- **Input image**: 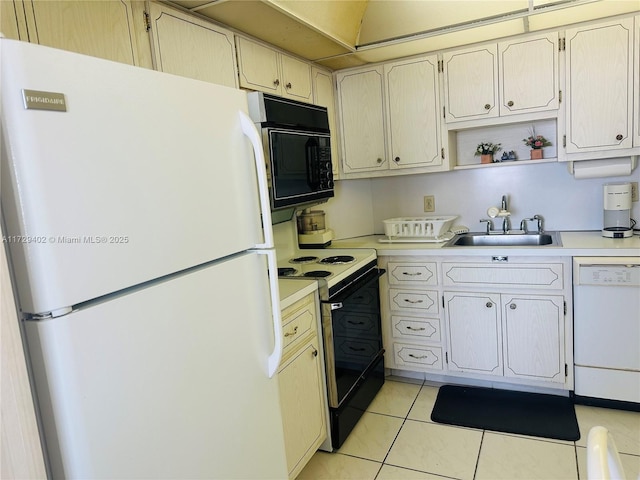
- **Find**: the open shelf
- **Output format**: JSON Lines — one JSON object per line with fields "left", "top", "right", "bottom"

{"left": 450, "top": 118, "right": 558, "bottom": 169}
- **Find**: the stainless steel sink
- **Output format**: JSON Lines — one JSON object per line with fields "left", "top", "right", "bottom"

{"left": 445, "top": 231, "right": 562, "bottom": 247}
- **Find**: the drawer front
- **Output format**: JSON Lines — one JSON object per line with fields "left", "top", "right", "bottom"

{"left": 388, "top": 262, "right": 437, "bottom": 286}
{"left": 333, "top": 309, "right": 380, "bottom": 340}
{"left": 389, "top": 289, "right": 439, "bottom": 314}
{"left": 334, "top": 336, "right": 381, "bottom": 365}
{"left": 442, "top": 263, "right": 564, "bottom": 289}
{"left": 393, "top": 343, "right": 443, "bottom": 371}
{"left": 391, "top": 315, "right": 441, "bottom": 343}
{"left": 282, "top": 307, "right": 315, "bottom": 354}
{"left": 282, "top": 293, "right": 316, "bottom": 356}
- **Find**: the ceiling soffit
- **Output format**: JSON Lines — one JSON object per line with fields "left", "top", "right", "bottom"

{"left": 167, "top": 0, "right": 640, "bottom": 69}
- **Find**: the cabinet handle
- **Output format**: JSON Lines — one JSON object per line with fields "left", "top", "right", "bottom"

{"left": 507, "top": 100, "right": 514, "bottom": 107}
{"left": 409, "top": 354, "right": 428, "bottom": 359}
{"left": 402, "top": 271, "right": 422, "bottom": 276}
{"left": 484, "top": 103, "right": 491, "bottom": 110}
{"left": 311, "top": 347, "right": 318, "bottom": 357}
{"left": 376, "top": 158, "right": 383, "bottom": 164}
{"left": 285, "top": 82, "right": 292, "bottom": 89}
{"left": 486, "top": 302, "right": 493, "bottom": 308}
{"left": 404, "top": 299, "right": 423, "bottom": 304}
{"left": 510, "top": 303, "right": 517, "bottom": 310}
{"left": 406, "top": 326, "right": 426, "bottom": 331}
{"left": 284, "top": 326, "right": 299, "bottom": 337}
{"left": 394, "top": 156, "right": 400, "bottom": 162}
{"left": 616, "top": 134, "right": 623, "bottom": 141}
{"left": 348, "top": 320, "right": 365, "bottom": 325}
{"left": 349, "top": 346, "right": 366, "bottom": 352}
{"left": 273, "top": 79, "right": 280, "bottom": 87}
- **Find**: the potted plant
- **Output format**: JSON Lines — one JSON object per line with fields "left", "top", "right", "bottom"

{"left": 523, "top": 129, "right": 552, "bottom": 159}
{"left": 475, "top": 142, "right": 502, "bottom": 164}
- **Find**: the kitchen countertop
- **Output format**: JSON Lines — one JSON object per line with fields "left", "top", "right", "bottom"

{"left": 331, "top": 230, "right": 640, "bottom": 257}
{"left": 277, "top": 231, "right": 638, "bottom": 308}
{"left": 278, "top": 278, "right": 318, "bottom": 310}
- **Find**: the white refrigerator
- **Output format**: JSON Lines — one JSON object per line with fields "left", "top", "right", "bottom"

{"left": 1, "top": 38, "right": 288, "bottom": 479}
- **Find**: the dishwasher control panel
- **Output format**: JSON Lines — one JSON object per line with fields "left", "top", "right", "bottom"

{"left": 577, "top": 264, "right": 640, "bottom": 286}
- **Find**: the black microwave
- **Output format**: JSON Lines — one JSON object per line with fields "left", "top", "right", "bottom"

{"left": 248, "top": 93, "right": 334, "bottom": 210}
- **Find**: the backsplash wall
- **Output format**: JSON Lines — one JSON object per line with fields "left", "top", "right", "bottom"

{"left": 322, "top": 162, "right": 640, "bottom": 239}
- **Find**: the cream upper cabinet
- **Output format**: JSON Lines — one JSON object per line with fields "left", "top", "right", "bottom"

{"left": 443, "top": 44, "right": 499, "bottom": 122}
{"left": 444, "top": 33, "right": 559, "bottom": 123}
{"left": 1, "top": 1, "right": 24, "bottom": 40}
{"left": 565, "top": 17, "right": 635, "bottom": 153}
{"left": 312, "top": 67, "right": 339, "bottom": 178}
{"left": 236, "top": 36, "right": 312, "bottom": 102}
{"left": 385, "top": 55, "right": 443, "bottom": 169}
{"left": 498, "top": 33, "right": 559, "bottom": 116}
{"left": 635, "top": 15, "right": 640, "bottom": 148}
{"left": 147, "top": 3, "right": 237, "bottom": 88}
{"left": 336, "top": 66, "right": 387, "bottom": 174}
{"left": 21, "top": 0, "right": 142, "bottom": 66}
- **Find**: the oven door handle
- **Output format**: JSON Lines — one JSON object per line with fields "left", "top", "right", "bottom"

{"left": 324, "top": 301, "right": 343, "bottom": 311}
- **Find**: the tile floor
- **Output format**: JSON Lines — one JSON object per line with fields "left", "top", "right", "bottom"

{"left": 297, "top": 378, "right": 640, "bottom": 480}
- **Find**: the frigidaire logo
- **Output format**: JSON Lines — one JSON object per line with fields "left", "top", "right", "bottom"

{"left": 22, "top": 89, "right": 67, "bottom": 112}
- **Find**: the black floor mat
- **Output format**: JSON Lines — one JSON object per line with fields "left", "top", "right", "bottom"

{"left": 431, "top": 385, "right": 580, "bottom": 441}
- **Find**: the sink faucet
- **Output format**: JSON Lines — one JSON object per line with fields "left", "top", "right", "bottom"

{"left": 533, "top": 214, "right": 544, "bottom": 233}
{"left": 479, "top": 219, "right": 494, "bottom": 234}
{"left": 500, "top": 195, "right": 511, "bottom": 233}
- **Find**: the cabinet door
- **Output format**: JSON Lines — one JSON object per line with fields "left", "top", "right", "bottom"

{"left": 498, "top": 33, "right": 559, "bottom": 116}
{"left": 312, "top": 67, "right": 339, "bottom": 177}
{"left": 502, "top": 295, "right": 565, "bottom": 384}
{"left": 280, "top": 53, "right": 312, "bottom": 102}
{"left": 23, "top": 0, "right": 140, "bottom": 65}
{"left": 148, "top": 3, "right": 237, "bottom": 88}
{"left": 236, "top": 36, "right": 281, "bottom": 94}
{"left": 635, "top": 15, "right": 640, "bottom": 147}
{"left": 278, "top": 338, "right": 326, "bottom": 479}
{"left": 565, "top": 18, "right": 634, "bottom": 153}
{"left": 444, "top": 292, "right": 502, "bottom": 375}
{"left": 385, "top": 56, "right": 442, "bottom": 168}
{"left": 443, "top": 44, "right": 499, "bottom": 122}
{"left": 1, "top": 0, "right": 24, "bottom": 40}
{"left": 336, "top": 67, "right": 387, "bottom": 173}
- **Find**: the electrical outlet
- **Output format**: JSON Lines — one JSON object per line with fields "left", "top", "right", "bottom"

{"left": 424, "top": 195, "right": 435, "bottom": 212}
{"left": 631, "top": 182, "right": 639, "bottom": 202}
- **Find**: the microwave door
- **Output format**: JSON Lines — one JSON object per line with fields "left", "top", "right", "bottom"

{"left": 306, "top": 137, "right": 321, "bottom": 190}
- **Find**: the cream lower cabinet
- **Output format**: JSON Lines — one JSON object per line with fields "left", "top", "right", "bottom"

{"left": 278, "top": 292, "right": 326, "bottom": 480}
{"left": 444, "top": 291, "right": 565, "bottom": 383}
{"left": 379, "top": 256, "right": 572, "bottom": 390}
{"left": 442, "top": 258, "right": 570, "bottom": 387}
{"left": 380, "top": 258, "right": 446, "bottom": 374}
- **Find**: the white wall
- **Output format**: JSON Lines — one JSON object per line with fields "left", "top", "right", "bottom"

{"left": 326, "top": 162, "right": 640, "bottom": 239}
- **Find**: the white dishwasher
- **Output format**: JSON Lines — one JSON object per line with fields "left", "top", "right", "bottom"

{"left": 573, "top": 257, "right": 640, "bottom": 404}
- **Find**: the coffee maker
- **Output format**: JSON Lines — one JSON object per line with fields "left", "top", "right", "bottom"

{"left": 602, "top": 183, "right": 633, "bottom": 238}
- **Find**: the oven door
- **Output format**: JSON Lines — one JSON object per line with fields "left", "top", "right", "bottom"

{"left": 322, "top": 267, "right": 385, "bottom": 408}
{"left": 266, "top": 128, "right": 333, "bottom": 209}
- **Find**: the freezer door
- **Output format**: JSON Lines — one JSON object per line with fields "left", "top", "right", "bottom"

{"left": 24, "top": 252, "right": 288, "bottom": 479}
{"left": 1, "top": 39, "right": 271, "bottom": 314}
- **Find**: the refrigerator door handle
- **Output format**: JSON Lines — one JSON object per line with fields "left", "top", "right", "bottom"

{"left": 239, "top": 111, "right": 274, "bottom": 249}
{"left": 256, "top": 249, "right": 283, "bottom": 378}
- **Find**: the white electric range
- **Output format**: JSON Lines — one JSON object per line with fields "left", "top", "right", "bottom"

{"left": 276, "top": 248, "right": 377, "bottom": 290}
